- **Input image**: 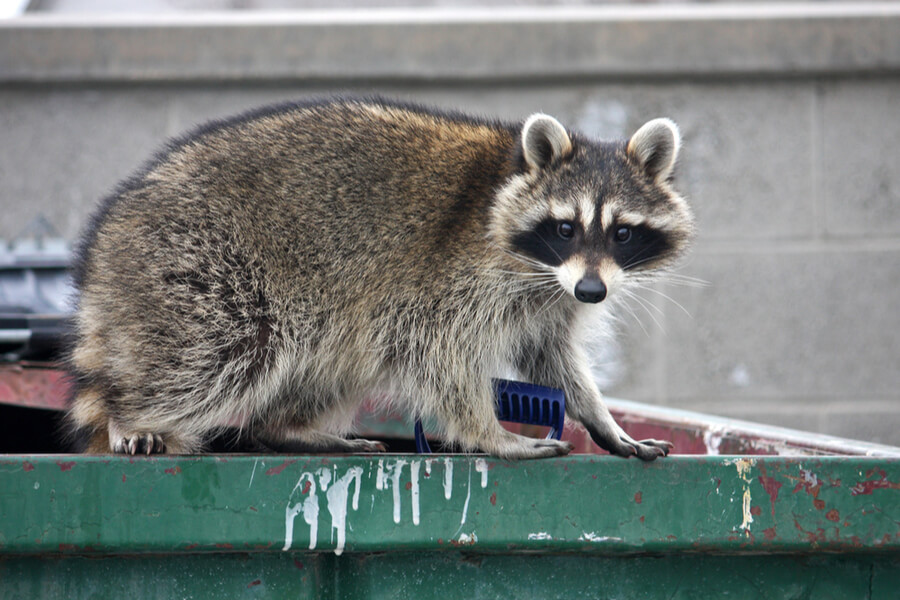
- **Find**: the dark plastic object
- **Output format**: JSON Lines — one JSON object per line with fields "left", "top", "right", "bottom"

{"left": 0, "top": 239, "right": 72, "bottom": 361}
{"left": 414, "top": 379, "right": 566, "bottom": 453}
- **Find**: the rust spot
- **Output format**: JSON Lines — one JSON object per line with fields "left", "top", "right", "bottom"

{"left": 293, "top": 559, "right": 304, "bottom": 569}
{"left": 825, "top": 509, "right": 840, "bottom": 522}
{"left": 58, "top": 543, "right": 76, "bottom": 551}
{"left": 215, "top": 543, "right": 234, "bottom": 549}
{"left": 22, "top": 461, "right": 34, "bottom": 472}
{"left": 634, "top": 491, "right": 642, "bottom": 504}
{"left": 57, "top": 461, "right": 75, "bottom": 472}
{"left": 266, "top": 459, "right": 297, "bottom": 476}
{"left": 248, "top": 506, "right": 258, "bottom": 512}
{"left": 164, "top": 466, "right": 181, "bottom": 476}
{"left": 405, "top": 482, "right": 412, "bottom": 490}
{"left": 490, "top": 492, "right": 497, "bottom": 506}
{"left": 247, "top": 579, "right": 262, "bottom": 588}
{"left": 757, "top": 471, "right": 782, "bottom": 517}
{"left": 122, "top": 474, "right": 126, "bottom": 482}
{"left": 813, "top": 499, "right": 825, "bottom": 510}
{"left": 639, "top": 516, "right": 645, "bottom": 523}
{"left": 185, "top": 544, "right": 199, "bottom": 550}
{"left": 301, "top": 481, "right": 312, "bottom": 495}
{"left": 850, "top": 475, "right": 900, "bottom": 496}
{"left": 750, "top": 505, "right": 761, "bottom": 517}
{"left": 763, "top": 527, "right": 777, "bottom": 541}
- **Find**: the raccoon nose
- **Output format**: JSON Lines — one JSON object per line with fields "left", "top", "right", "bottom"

{"left": 574, "top": 278, "right": 607, "bottom": 303}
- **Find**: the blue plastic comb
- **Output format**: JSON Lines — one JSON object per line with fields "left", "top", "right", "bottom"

{"left": 414, "top": 379, "right": 566, "bottom": 453}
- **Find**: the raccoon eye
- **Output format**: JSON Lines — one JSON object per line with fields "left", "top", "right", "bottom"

{"left": 615, "top": 226, "right": 632, "bottom": 243}
{"left": 557, "top": 222, "right": 575, "bottom": 240}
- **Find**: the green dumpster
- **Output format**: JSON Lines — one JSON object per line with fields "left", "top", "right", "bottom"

{"left": 1, "top": 364, "right": 899, "bottom": 599}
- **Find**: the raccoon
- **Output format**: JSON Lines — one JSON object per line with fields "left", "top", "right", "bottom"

{"left": 68, "top": 97, "right": 694, "bottom": 460}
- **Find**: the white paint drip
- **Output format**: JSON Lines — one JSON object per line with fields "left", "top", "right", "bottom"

{"left": 703, "top": 428, "right": 724, "bottom": 456}
{"left": 425, "top": 458, "right": 433, "bottom": 477}
{"left": 375, "top": 459, "right": 386, "bottom": 490}
{"left": 460, "top": 462, "right": 472, "bottom": 526}
{"left": 317, "top": 468, "right": 332, "bottom": 491}
{"left": 390, "top": 459, "right": 407, "bottom": 524}
{"left": 475, "top": 458, "right": 489, "bottom": 488}
{"left": 410, "top": 460, "right": 421, "bottom": 526}
{"left": 283, "top": 472, "right": 318, "bottom": 551}
{"left": 248, "top": 458, "right": 259, "bottom": 489}
{"left": 733, "top": 458, "right": 756, "bottom": 535}
{"left": 528, "top": 532, "right": 552, "bottom": 540}
{"left": 443, "top": 457, "right": 453, "bottom": 500}
{"left": 325, "top": 467, "right": 363, "bottom": 556}
{"left": 578, "top": 532, "right": 621, "bottom": 543}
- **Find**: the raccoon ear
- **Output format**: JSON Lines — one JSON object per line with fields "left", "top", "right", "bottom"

{"left": 627, "top": 118, "right": 682, "bottom": 182}
{"left": 521, "top": 113, "right": 573, "bottom": 171}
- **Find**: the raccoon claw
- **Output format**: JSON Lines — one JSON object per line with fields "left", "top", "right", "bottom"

{"left": 348, "top": 439, "right": 388, "bottom": 453}
{"left": 113, "top": 433, "right": 166, "bottom": 455}
{"left": 623, "top": 438, "right": 672, "bottom": 462}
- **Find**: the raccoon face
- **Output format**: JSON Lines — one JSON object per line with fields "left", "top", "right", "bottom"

{"left": 491, "top": 114, "right": 694, "bottom": 304}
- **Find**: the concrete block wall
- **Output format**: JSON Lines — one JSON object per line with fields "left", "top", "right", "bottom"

{"left": 1, "top": 5, "right": 898, "bottom": 444}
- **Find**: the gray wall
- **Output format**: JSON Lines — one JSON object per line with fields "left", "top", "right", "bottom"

{"left": 2, "top": 5, "right": 899, "bottom": 443}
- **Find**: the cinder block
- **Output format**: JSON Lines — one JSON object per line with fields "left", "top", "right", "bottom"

{"left": 821, "top": 80, "right": 900, "bottom": 237}
{"left": 662, "top": 248, "right": 900, "bottom": 402}
{"left": 0, "top": 88, "right": 171, "bottom": 240}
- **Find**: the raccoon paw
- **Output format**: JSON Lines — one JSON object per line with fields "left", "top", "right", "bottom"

{"left": 619, "top": 437, "right": 673, "bottom": 462}
{"left": 345, "top": 438, "right": 388, "bottom": 453}
{"left": 492, "top": 436, "right": 574, "bottom": 460}
{"left": 112, "top": 433, "right": 166, "bottom": 455}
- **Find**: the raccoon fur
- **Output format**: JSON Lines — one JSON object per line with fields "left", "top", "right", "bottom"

{"left": 68, "top": 97, "right": 694, "bottom": 460}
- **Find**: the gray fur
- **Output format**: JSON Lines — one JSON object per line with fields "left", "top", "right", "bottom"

{"left": 69, "top": 97, "right": 694, "bottom": 460}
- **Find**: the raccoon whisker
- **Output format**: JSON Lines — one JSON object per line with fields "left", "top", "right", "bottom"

{"left": 631, "top": 284, "right": 693, "bottom": 319}
{"left": 493, "top": 245, "right": 555, "bottom": 274}
{"left": 618, "top": 288, "right": 665, "bottom": 333}
{"left": 620, "top": 248, "right": 660, "bottom": 271}
{"left": 610, "top": 294, "right": 651, "bottom": 338}
{"left": 534, "top": 286, "right": 567, "bottom": 318}
{"left": 656, "top": 272, "right": 710, "bottom": 288}
{"left": 533, "top": 231, "right": 565, "bottom": 265}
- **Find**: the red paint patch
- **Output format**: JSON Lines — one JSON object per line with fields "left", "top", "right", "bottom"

{"left": 489, "top": 492, "right": 497, "bottom": 506}
{"left": 293, "top": 559, "right": 304, "bottom": 570}
{"left": 57, "top": 461, "right": 75, "bottom": 472}
{"left": 22, "top": 461, "right": 34, "bottom": 472}
{"left": 634, "top": 491, "right": 642, "bottom": 504}
{"left": 825, "top": 509, "right": 840, "bottom": 522}
{"left": 763, "top": 527, "right": 777, "bottom": 541}
{"left": 757, "top": 473, "right": 782, "bottom": 517}
{"left": 164, "top": 466, "right": 181, "bottom": 475}
{"left": 750, "top": 505, "right": 761, "bottom": 516}
{"left": 301, "top": 481, "right": 312, "bottom": 495}
{"left": 122, "top": 474, "right": 127, "bottom": 482}
{"left": 639, "top": 516, "right": 645, "bottom": 523}
{"left": 247, "top": 579, "right": 262, "bottom": 588}
{"left": 405, "top": 482, "right": 412, "bottom": 490}
{"left": 265, "top": 459, "right": 297, "bottom": 476}
{"left": 850, "top": 475, "right": 900, "bottom": 496}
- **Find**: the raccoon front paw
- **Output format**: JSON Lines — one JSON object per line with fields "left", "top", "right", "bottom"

{"left": 112, "top": 433, "right": 166, "bottom": 455}
{"left": 624, "top": 438, "right": 673, "bottom": 461}
{"left": 346, "top": 438, "right": 388, "bottom": 453}
{"left": 491, "top": 436, "right": 574, "bottom": 460}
